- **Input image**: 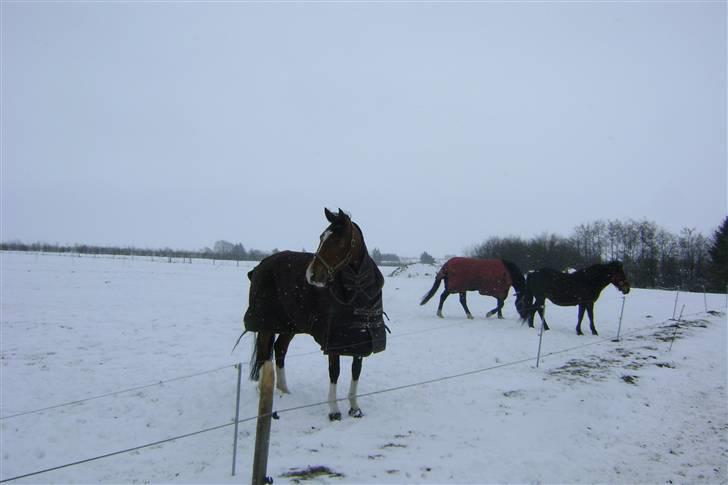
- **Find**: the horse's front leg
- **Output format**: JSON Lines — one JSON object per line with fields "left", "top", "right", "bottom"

{"left": 328, "top": 353, "right": 342, "bottom": 421}
{"left": 348, "top": 356, "right": 364, "bottom": 418}
{"left": 273, "top": 333, "right": 294, "bottom": 393}
{"left": 486, "top": 298, "right": 505, "bottom": 319}
{"left": 459, "top": 292, "right": 474, "bottom": 319}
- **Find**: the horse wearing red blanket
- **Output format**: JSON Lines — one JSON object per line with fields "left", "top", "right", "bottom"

{"left": 420, "top": 257, "right": 528, "bottom": 320}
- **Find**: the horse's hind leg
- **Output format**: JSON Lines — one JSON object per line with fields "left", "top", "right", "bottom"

{"left": 328, "top": 353, "right": 342, "bottom": 421}
{"left": 273, "top": 333, "right": 294, "bottom": 393}
{"left": 250, "top": 331, "right": 275, "bottom": 381}
{"left": 576, "top": 304, "right": 586, "bottom": 335}
{"left": 348, "top": 356, "right": 364, "bottom": 418}
{"left": 459, "top": 292, "right": 474, "bottom": 319}
{"left": 535, "top": 299, "right": 550, "bottom": 331}
{"left": 437, "top": 291, "right": 450, "bottom": 318}
{"left": 586, "top": 302, "right": 598, "bottom": 335}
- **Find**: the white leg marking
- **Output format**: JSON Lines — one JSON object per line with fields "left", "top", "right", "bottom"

{"left": 276, "top": 365, "right": 290, "bottom": 394}
{"left": 328, "top": 382, "right": 340, "bottom": 417}
{"left": 348, "top": 379, "right": 359, "bottom": 411}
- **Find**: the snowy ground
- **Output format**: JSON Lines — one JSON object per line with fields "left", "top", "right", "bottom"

{"left": 1, "top": 252, "right": 726, "bottom": 484}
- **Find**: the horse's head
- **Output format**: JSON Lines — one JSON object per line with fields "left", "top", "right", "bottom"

{"left": 608, "top": 261, "right": 631, "bottom": 294}
{"left": 306, "top": 208, "right": 361, "bottom": 288}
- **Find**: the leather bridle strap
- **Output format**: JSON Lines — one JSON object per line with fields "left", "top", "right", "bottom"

{"left": 313, "top": 222, "right": 358, "bottom": 281}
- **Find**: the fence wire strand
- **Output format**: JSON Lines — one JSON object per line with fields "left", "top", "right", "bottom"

{"left": 3, "top": 311, "right": 721, "bottom": 484}
{"left": 0, "top": 365, "right": 235, "bottom": 421}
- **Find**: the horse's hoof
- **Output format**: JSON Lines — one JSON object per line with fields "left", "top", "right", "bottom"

{"left": 591, "top": 330, "right": 599, "bottom": 336}
{"left": 497, "top": 315, "right": 504, "bottom": 320}
{"left": 467, "top": 314, "right": 474, "bottom": 320}
{"left": 348, "top": 408, "right": 364, "bottom": 418}
{"left": 328, "top": 412, "right": 342, "bottom": 421}
{"left": 436, "top": 312, "right": 444, "bottom": 318}
{"left": 576, "top": 330, "right": 583, "bottom": 336}
{"left": 485, "top": 311, "right": 494, "bottom": 318}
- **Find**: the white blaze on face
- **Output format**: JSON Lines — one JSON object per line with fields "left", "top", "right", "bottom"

{"left": 305, "top": 229, "right": 332, "bottom": 287}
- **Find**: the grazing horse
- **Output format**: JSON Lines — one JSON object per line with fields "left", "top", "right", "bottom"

{"left": 243, "top": 208, "right": 387, "bottom": 421}
{"left": 420, "top": 257, "right": 528, "bottom": 320}
{"left": 524, "top": 261, "right": 631, "bottom": 335}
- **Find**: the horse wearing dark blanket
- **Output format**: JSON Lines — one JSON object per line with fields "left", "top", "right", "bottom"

{"left": 243, "top": 209, "right": 386, "bottom": 420}
{"left": 420, "top": 257, "right": 528, "bottom": 320}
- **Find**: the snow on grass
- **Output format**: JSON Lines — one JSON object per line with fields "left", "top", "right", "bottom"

{"left": 1, "top": 252, "right": 726, "bottom": 483}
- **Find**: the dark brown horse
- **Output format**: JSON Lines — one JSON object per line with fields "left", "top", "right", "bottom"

{"left": 524, "top": 261, "right": 630, "bottom": 335}
{"left": 420, "top": 257, "right": 528, "bottom": 320}
{"left": 243, "top": 208, "right": 387, "bottom": 420}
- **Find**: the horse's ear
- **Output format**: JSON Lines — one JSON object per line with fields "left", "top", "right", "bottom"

{"left": 325, "top": 208, "right": 337, "bottom": 223}
{"left": 337, "top": 208, "right": 350, "bottom": 223}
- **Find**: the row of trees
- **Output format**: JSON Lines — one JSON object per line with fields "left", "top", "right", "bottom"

{"left": 0, "top": 240, "right": 273, "bottom": 262}
{"left": 471, "top": 218, "right": 727, "bottom": 292}
{"left": 4, "top": 218, "right": 726, "bottom": 292}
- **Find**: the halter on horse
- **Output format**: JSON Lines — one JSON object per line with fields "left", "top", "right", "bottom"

{"left": 524, "top": 261, "right": 631, "bottom": 335}
{"left": 420, "top": 257, "right": 528, "bottom": 320}
{"left": 243, "top": 208, "right": 387, "bottom": 420}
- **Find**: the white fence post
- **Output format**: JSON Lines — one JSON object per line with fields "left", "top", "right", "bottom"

{"left": 669, "top": 304, "right": 686, "bottom": 352}
{"left": 672, "top": 287, "right": 680, "bottom": 319}
{"left": 535, "top": 309, "right": 545, "bottom": 368}
{"left": 231, "top": 363, "right": 243, "bottom": 476}
{"left": 614, "top": 296, "right": 626, "bottom": 342}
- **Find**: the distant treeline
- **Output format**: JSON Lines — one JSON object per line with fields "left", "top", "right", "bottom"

{"left": 470, "top": 218, "right": 727, "bottom": 292}
{"left": 3, "top": 217, "right": 726, "bottom": 292}
{"left": 0, "top": 240, "right": 273, "bottom": 262}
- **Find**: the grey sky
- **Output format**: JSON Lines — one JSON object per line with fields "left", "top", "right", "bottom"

{"left": 2, "top": 1, "right": 726, "bottom": 257}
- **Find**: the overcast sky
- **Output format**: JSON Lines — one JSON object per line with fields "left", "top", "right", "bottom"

{"left": 2, "top": 1, "right": 726, "bottom": 257}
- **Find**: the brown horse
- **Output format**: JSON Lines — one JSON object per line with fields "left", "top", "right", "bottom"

{"left": 243, "top": 208, "right": 387, "bottom": 420}
{"left": 524, "top": 261, "right": 631, "bottom": 335}
{"left": 420, "top": 257, "right": 528, "bottom": 320}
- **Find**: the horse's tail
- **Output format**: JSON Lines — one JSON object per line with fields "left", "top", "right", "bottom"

{"left": 420, "top": 265, "right": 447, "bottom": 305}
{"left": 502, "top": 260, "right": 529, "bottom": 321}
{"left": 249, "top": 332, "right": 262, "bottom": 381}
{"left": 521, "top": 271, "right": 537, "bottom": 323}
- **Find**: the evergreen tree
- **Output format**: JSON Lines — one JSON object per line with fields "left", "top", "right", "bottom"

{"left": 708, "top": 217, "right": 728, "bottom": 292}
{"left": 420, "top": 251, "right": 435, "bottom": 264}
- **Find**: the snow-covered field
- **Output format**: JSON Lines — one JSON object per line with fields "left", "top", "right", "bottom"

{"left": 1, "top": 252, "right": 726, "bottom": 484}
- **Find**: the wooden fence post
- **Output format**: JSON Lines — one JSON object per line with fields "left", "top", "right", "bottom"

{"left": 251, "top": 360, "right": 275, "bottom": 485}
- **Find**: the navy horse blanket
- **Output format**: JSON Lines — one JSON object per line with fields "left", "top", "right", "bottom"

{"left": 243, "top": 251, "right": 386, "bottom": 357}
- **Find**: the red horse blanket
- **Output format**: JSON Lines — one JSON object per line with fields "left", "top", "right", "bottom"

{"left": 439, "top": 257, "right": 512, "bottom": 299}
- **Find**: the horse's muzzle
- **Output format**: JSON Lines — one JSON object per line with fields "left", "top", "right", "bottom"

{"left": 305, "top": 258, "right": 329, "bottom": 288}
